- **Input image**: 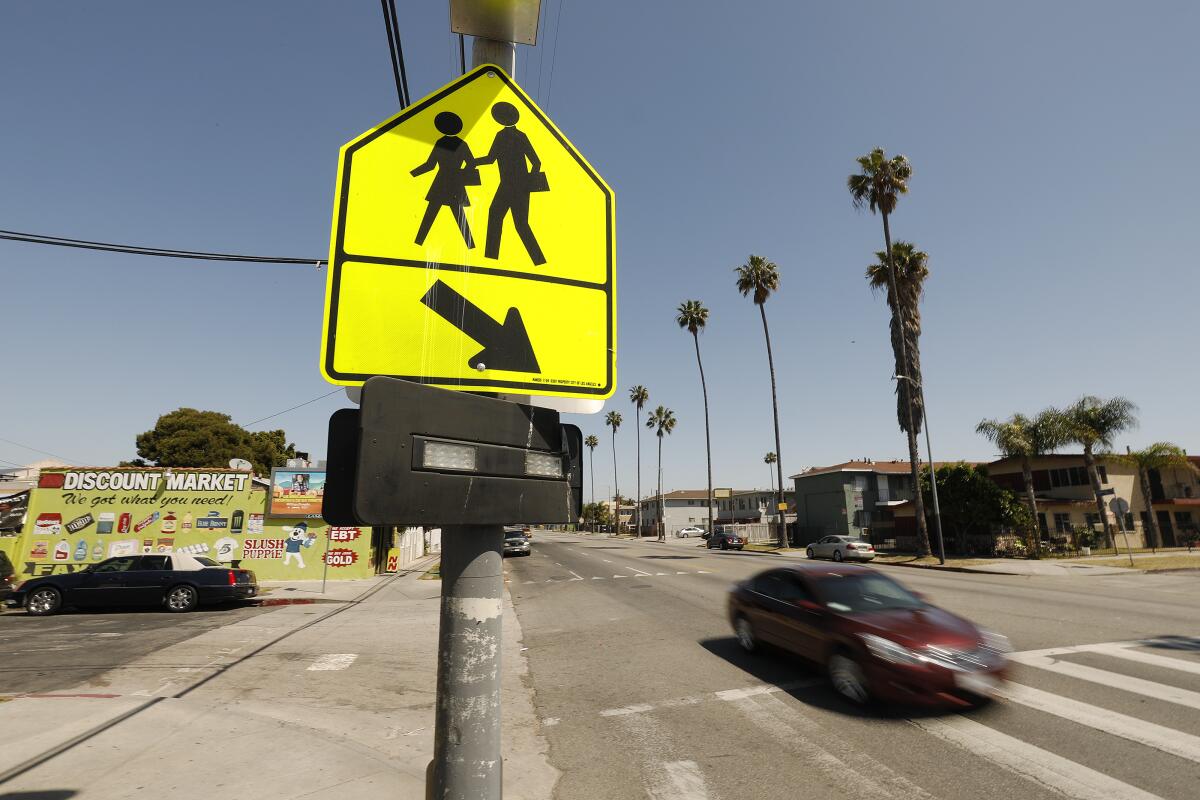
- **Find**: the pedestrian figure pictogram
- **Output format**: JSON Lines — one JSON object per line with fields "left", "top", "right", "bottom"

{"left": 411, "top": 112, "right": 479, "bottom": 248}
{"left": 475, "top": 102, "right": 548, "bottom": 265}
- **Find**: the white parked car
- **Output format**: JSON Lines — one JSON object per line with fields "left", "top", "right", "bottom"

{"left": 676, "top": 526, "right": 706, "bottom": 538}
{"left": 806, "top": 535, "right": 876, "bottom": 562}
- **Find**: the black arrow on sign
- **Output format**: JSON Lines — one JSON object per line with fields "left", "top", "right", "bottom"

{"left": 420, "top": 280, "right": 541, "bottom": 374}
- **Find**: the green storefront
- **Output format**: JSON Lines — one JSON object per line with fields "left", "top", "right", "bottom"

{"left": 3, "top": 468, "right": 375, "bottom": 581}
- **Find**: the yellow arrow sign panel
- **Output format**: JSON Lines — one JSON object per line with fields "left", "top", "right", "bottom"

{"left": 320, "top": 65, "right": 615, "bottom": 399}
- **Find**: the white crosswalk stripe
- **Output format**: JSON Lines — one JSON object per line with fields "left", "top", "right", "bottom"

{"left": 1010, "top": 651, "right": 1200, "bottom": 708}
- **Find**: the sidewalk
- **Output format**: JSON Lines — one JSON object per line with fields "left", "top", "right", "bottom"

{"left": 0, "top": 554, "right": 557, "bottom": 799}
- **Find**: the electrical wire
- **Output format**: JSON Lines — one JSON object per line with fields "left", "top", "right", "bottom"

{"left": 242, "top": 388, "right": 345, "bottom": 429}
{"left": 389, "top": 0, "right": 411, "bottom": 106}
{"left": 545, "top": 0, "right": 567, "bottom": 109}
{"left": 379, "top": 0, "right": 410, "bottom": 107}
{"left": 0, "top": 229, "right": 323, "bottom": 266}
{"left": 0, "top": 437, "right": 79, "bottom": 465}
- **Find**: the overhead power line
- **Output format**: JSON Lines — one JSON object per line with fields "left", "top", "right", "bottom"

{"left": 0, "top": 436, "right": 79, "bottom": 465}
{"left": 380, "top": 0, "right": 410, "bottom": 107}
{"left": 0, "top": 229, "right": 323, "bottom": 266}
{"left": 242, "top": 388, "right": 345, "bottom": 429}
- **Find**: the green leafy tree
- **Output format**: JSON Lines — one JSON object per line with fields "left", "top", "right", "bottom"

{"left": 849, "top": 149, "right": 932, "bottom": 557}
{"left": 629, "top": 385, "right": 649, "bottom": 535}
{"left": 735, "top": 254, "right": 787, "bottom": 547}
{"left": 585, "top": 434, "right": 599, "bottom": 532}
{"left": 976, "top": 410, "right": 1067, "bottom": 556}
{"left": 134, "top": 408, "right": 294, "bottom": 476}
{"left": 582, "top": 502, "right": 612, "bottom": 528}
{"left": 647, "top": 406, "right": 677, "bottom": 540}
{"left": 605, "top": 411, "right": 623, "bottom": 532}
{"left": 918, "top": 463, "right": 1033, "bottom": 554}
{"left": 1060, "top": 396, "right": 1138, "bottom": 549}
{"left": 1110, "top": 442, "right": 1192, "bottom": 550}
{"left": 677, "top": 300, "right": 714, "bottom": 536}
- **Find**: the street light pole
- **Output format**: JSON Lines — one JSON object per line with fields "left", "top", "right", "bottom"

{"left": 894, "top": 374, "right": 946, "bottom": 565}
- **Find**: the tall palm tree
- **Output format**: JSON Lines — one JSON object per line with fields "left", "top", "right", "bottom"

{"left": 647, "top": 405, "right": 677, "bottom": 540}
{"left": 735, "top": 254, "right": 787, "bottom": 547}
{"left": 676, "top": 300, "right": 714, "bottom": 535}
{"left": 765, "top": 452, "right": 777, "bottom": 494}
{"left": 604, "top": 411, "right": 622, "bottom": 533}
{"left": 849, "top": 148, "right": 931, "bottom": 556}
{"left": 1061, "top": 396, "right": 1138, "bottom": 549}
{"left": 1113, "top": 443, "right": 1196, "bottom": 550}
{"left": 976, "top": 410, "right": 1067, "bottom": 556}
{"left": 629, "top": 385, "right": 649, "bottom": 536}
{"left": 585, "top": 434, "right": 599, "bottom": 532}
{"left": 866, "top": 241, "right": 932, "bottom": 555}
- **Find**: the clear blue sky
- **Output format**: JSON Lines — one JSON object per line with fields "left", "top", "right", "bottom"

{"left": 3, "top": 1, "right": 1197, "bottom": 498}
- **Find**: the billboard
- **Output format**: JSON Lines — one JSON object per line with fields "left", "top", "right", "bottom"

{"left": 269, "top": 469, "right": 326, "bottom": 518}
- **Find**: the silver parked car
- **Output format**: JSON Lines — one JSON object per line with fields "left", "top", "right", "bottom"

{"left": 806, "top": 535, "right": 876, "bottom": 562}
{"left": 503, "top": 529, "right": 531, "bottom": 557}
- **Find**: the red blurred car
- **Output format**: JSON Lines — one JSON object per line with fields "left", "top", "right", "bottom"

{"left": 727, "top": 563, "right": 1010, "bottom": 707}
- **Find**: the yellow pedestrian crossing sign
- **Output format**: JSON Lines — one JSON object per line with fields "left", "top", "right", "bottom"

{"left": 320, "top": 64, "right": 616, "bottom": 399}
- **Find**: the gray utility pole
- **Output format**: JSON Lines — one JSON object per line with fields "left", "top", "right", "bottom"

{"left": 895, "top": 374, "right": 946, "bottom": 565}
{"left": 425, "top": 33, "right": 516, "bottom": 800}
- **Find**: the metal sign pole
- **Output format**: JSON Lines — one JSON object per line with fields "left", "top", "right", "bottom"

{"left": 320, "top": 529, "right": 330, "bottom": 594}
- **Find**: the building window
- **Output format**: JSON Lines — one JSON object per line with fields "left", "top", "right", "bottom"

{"left": 1098, "top": 465, "right": 1108, "bottom": 484}
{"left": 1050, "top": 467, "right": 1095, "bottom": 488}
{"left": 687, "top": 500, "right": 694, "bottom": 506}
{"left": 1054, "top": 513, "right": 1071, "bottom": 533}
{"left": 1084, "top": 513, "right": 1100, "bottom": 529}
{"left": 1038, "top": 514, "right": 1048, "bottom": 534}
{"left": 1140, "top": 511, "right": 1152, "bottom": 530}
{"left": 1175, "top": 512, "right": 1194, "bottom": 526}
{"left": 1124, "top": 512, "right": 1134, "bottom": 530}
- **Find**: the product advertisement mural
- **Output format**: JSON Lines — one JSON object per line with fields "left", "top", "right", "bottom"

{"left": 268, "top": 469, "right": 325, "bottom": 517}
{"left": 15, "top": 469, "right": 372, "bottom": 581}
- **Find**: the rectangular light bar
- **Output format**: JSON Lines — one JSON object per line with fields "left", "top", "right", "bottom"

{"left": 525, "top": 452, "right": 564, "bottom": 478}
{"left": 422, "top": 441, "right": 478, "bottom": 472}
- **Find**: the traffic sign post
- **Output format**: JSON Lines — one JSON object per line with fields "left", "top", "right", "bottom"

{"left": 320, "top": 46, "right": 613, "bottom": 799}
{"left": 1109, "top": 497, "right": 1134, "bottom": 566}
{"left": 320, "top": 64, "right": 615, "bottom": 400}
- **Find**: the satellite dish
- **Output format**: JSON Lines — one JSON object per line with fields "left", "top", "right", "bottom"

{"left": 229, "top": 458, "right": 253, "bottom": 471}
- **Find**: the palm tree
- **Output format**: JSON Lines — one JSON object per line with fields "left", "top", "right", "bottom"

{"left": 765, "top": 452, "right": 777, "bottom": 493}
{"left": 976, "top": 410, "right": 1067, "bottom": 556}
{"left": 849, "top": 149, "right": 931, "bottom": 557}
{"left": 584, "top": 434, "right": 599, "bottom": 532}
{"left": 676, "top": 300, "right": 714, "bottom": 535}
{"left": 604, "top": 411, "right": 623, "bottom": 533}
{"left": 1061, "top": 396, "right": 1138, "bottom": 549}
{"left": 865, "top": 241, "right": 932, "bottom": 555}
{"left": 735, "top": 254, "right": 787, "bottom": 547}
{"left": 1114, "top": 443, "right": 1196, "bottom": 551}
{"left": 647, "top": 406, "right": 677, "bottom": 540}
{"left": 629, "top": 385, "right": 649, "bottom": 536}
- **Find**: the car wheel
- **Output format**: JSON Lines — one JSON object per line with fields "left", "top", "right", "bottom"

{"left": 806, "top": 548, "right": 815, "bottom": 559}
{"left": 734, "top": 616, "right": 757, "bottom": 652}
{"left": 828, "top": 651, "right": 870, "bottom": 704}
{"left": 833, "top": 550, "right": 844, "bottom": 562}
{"left": 165, "top": 584, "right": 198, "bottom": 613}
{"left": 26, "top": 586, "right": 62, "bottom": 616}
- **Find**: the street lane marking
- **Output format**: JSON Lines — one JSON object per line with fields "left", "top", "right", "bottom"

{"left": 598, "top": 680, "right": 820, "bottom": 717}
{"left": 995, "top": 681, "right": 1200, "bottom": 764}
{"left": 1011, "top": 653, "right": 1200, "bottom": 708}
{"left": 734, "top": 693, "right": 936, "bottom": 800}
{"left": 308, "top": 653, "right": 358, "bottom": 671}
{"left": 614, "top": 575, "right": 627, "bottom": 578}
{"left": 656, "top": 760, "right": 713, "bottom": 800}
{"left": 603, "top": 559, "right": 613, "bottom": 563}
{"left": 910, "top": 715, "right": 1162, "bottom": 800}
{"left": 625, "top": 565, "right": 653, "bottom": 576}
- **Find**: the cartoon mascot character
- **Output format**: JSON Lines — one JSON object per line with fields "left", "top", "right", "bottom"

{"left": 281, "top": 522, "right": 317, "bottom": 568}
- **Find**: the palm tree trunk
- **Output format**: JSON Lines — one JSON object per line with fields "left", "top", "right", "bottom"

{"left": 657, "top": 435, "right": 664, "bottom": 541}
{"left": 1021, "top": 455, "right": 1041, "bottom": 557}
{"left": 1082, "top": 445, "right": 1113, "bottom": 551}
{"left": 588, "top": 448, "right": 595, "bottom": 533}
{"left": 758, "top": 303, "right": 788, "bottom": 548}
{"left": 1139, "top": 468, "right": 1159, "bottom": 552}
{"left": 635, "top": 409, "right": 642, "bottom": 537}
{"left": 692, "top": 332, "right": 714, "bottom": 536}
{"left": 611, "top": 429, "right": 619, "bottom": 535}
{"left": 881, "top": 211, "right": 931, "bottom": 557}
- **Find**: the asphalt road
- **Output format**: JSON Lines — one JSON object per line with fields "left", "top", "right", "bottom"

{"left": 0, "top": 602, "right": 272, "bottom": 695}
{"left": 508, "top": 531, "right": 1200, "bottom": 800}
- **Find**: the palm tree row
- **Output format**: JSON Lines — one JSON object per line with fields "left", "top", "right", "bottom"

{"left": 974, "top": 395, "right": 1181, "bottom": 553}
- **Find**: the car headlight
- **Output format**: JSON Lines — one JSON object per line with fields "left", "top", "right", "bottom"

{"left": 859, "top": 633, "right": 924, "bottom": 666}
{"left": 979, "top": 629, "right": 1013, "bottom": 654}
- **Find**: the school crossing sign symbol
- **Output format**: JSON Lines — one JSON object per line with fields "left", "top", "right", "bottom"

{"left": 320, "top": 64, "right": 615, "bottom": 399}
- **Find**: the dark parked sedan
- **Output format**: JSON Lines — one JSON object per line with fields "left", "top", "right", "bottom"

{"left": 8, "top": 554, "right": 258, "bottom": 616}
{"left": 727, "top": 564, "right": 1010, "bottom": 707}
{"left": 706, "top": 530, "right": 744, "bottom": 550}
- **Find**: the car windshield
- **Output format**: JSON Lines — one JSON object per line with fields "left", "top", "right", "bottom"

{"left": 505, "top": 533, "right": 526, "bottom": 540}
{"left": 815, "top": 573, "right": 924, "bottom": 613}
